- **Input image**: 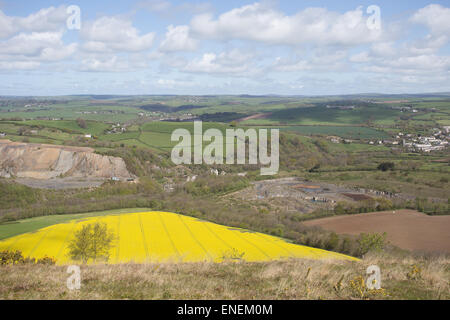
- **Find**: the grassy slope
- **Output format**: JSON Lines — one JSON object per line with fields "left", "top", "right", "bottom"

{"left": 0, "top": 252, "right": 448, "bottom": 300}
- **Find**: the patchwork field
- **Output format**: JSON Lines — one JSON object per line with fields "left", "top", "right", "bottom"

{"left": 304, "top": 210, "right": 450, "bottom": 253}
{"left": 0, "top": 211, "right": 357, "bottom": 265}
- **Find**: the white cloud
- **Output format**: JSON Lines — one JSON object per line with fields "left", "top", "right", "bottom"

{"left": 353, "top": 48, "right": 450, "bottom": 77}
{"left": 0, "top": 10, "right": 15, "bottom": 39}
{"left": 0, "top": 60, "right": 40, "bottom": 70}
{"left": 81, "top": 16, "right": 155, "bottom": 53}
{"left": 411, "top": 4, "right": 450, "bottom": 36}
{"left": 155, "top": 78, "right": 195, "bottom": 88}
{"left": 0, "top": 6, "right": 76, "bottom": 71}
{"left": 273, "top": 50, "right": 348, "bottom": 72}
{"left": 159, "top": 25, "right": 197, "bottom": 52}
{"left": 183, "top": 49, "right": 255, "bottom": 74}
{"left": 190, "top": 3, "right": 383, "bottom": 46}
{"left": 0, "top": 6, "right": 68, "bottom": 39}
{"left": 1, "top": 2, "right": 450, "bottom": 95}
{"left": 408, "top": 35, "right": 448, "bottom": 55}
{"left": 386, "top": 54, "right": 450, "bottom": 72}
{"left": 0, "top": 31, "right": 67, "bottom": 56}
{"left": 139, "top": 0, "right": 172, "bottom": 13}
{"left": 0, "top": 31, "right": 77, "bottom": 71}
{"left": 349, "top": 51, "right": 370, "bottom": 63}
{"left": 139, "top": 0, "right": 213, "bottom": 16}
{"left": 370, "top": 42, "right": 397, "bottom": 57}
{"left": 79, "top": 54, "right": 149, "bottom": 72}
{"left": 39, "top": 43, "right": 78, "bottom": 61}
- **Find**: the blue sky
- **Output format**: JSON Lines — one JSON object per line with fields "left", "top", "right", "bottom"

{"left": 0, "top": 0, "right": 449, "bottom": 95}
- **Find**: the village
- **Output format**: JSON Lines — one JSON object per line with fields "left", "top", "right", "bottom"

{"left": 328, "top": 125, "right": 449, "bottom": 153}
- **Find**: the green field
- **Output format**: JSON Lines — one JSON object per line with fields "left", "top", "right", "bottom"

{"left": 1, "top": 95, "right": 448, "bottom": 156}
{"left": 0, "top": 208, "right": 151, "bottom": 240}
{"left": 280, "top": 125, "right": 389, "bottom": 139}
{"left": 262, "top": 106, "right": 401, "bottom": 126}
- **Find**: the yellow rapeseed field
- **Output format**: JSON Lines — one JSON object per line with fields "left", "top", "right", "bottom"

{"left": 0, "top": 212, "right": 358, "bottom": 264}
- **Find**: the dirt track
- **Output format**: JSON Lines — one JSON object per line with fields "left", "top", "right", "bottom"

{"left": 237, "top": 113, "right": 272, "bottom": 122}
{"left": 304, "top": 210, "right": 450, "bottom": 253}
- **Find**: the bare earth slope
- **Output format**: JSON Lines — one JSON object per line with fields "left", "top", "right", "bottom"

{"left": 304, "top": 210, "right": 450, "bottom": 253}
{"left": 0, "top": 139, "right": 132, "bottom": 180}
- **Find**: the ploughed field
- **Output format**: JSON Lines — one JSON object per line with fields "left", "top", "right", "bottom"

{"left": 304, "top": 210, "right": 450, "bottom": 253}
{"left": 0, "top": 211, "right": 356, "bottom": 264}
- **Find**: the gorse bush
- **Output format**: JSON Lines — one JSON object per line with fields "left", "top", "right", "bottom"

{"left": 0, "top": 250, "right": 56, "bottom": 265}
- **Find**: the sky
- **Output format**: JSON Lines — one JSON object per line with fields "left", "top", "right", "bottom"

{"left": 0, "top": 0, "right": 449, "bottom": 96}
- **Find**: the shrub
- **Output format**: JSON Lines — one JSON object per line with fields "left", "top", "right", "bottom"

{"left": 76, "top": 118, "right": 87, "bottom": 129}
{"left": 377, "top": 162, "right": 395, "bottom": 171}
{"left": 0, "top": 250, "right": 56, "bottom": 265}
{"left": 357, "top": 232, "right": 387, "bottom": 256}
{"left": 221, "top": 248, "right": 245, "bottom": 261}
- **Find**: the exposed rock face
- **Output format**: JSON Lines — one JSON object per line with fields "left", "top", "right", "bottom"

{"left": 0, "top": 140, "right": 132, "bottom": 179}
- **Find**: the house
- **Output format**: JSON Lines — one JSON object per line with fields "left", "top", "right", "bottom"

{"left": 84, "top": 134, "right": 92, "bottom": 138}
{"left": 327, "top": 136, "right": 341, "bottom": 143}
{"left": 403, "top": 139, "right": 413, "bottom": 147}
{"left": 0, "top": 132, "right": 6, "bottom": 137}
{"left": 186, "top": 175, "right": 197, "bottom": 182}
{"left": 414, "top": 143, "right": 433, "bottom": 152}
{"left": 111, "top": 177, "right": 120, "bottom": 181}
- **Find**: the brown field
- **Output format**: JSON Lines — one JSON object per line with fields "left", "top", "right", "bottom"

{"left": 304, "top": 210, "right": 450, "bottom": 254}
{"left": 293, "top": 184, "right": 321, "bottom": 189}
{"left": 342, "top": 193, "right": 373, "bottom": 201}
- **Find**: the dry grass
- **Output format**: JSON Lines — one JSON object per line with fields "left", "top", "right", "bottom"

{"left": 0, "top": 252, "right": 448, "bottom": 300}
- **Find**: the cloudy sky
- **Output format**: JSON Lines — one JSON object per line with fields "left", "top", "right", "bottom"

{"left": 1, "top": 0, "right": 449, "bottom": 95}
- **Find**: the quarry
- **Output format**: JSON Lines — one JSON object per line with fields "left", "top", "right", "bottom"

{"left": 0, "top": 139, "right": 133, "bottom": 189}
